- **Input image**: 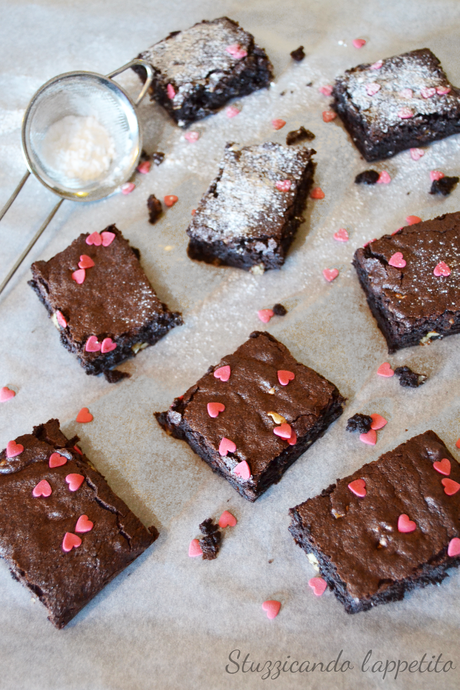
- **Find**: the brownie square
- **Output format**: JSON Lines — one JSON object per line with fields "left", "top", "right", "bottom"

{"left": 186, "top": 143, "right": 316, "bottom": 273}
{"left": 353, "top": 211, "right": 460, "bottom": 352}
{"left": 156, "top": 331, "right": 344, "bottom": 501}
{"left": 289, "top": 431, "right": 460, "bottom": 613}
{"left": 134, "top": 17, "right": 273, "bottom": 127}
{"left": 0, "top": 419, "right": 157, "bottom": 628}
{"left": 332, "top": 48, "right": 460, "bottom": 161}
{"left": 29, "top": 225, "right": 182, "bottom": 377}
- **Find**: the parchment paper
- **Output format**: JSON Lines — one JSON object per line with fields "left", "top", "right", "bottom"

{"left": 1, "top": 1, "right": 460, "bottom": 688}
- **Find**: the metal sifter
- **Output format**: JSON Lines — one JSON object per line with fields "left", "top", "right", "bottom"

{"left": 0, "top": 59, "right": 153, "bottom": 294}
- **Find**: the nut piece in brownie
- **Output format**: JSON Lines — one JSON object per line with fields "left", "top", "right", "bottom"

{"left": 29, "top": 225, "right": 182, "bottom": 377}
{"left": 134, "top": 17, "right": 273, "bottom": 127}
{"left": 156, "top": 331, "right": 344, "bottom": 502}
{"left": 186, "top": 143, "right": 316, "bottom": 272}
{"left": 0, "top": 419, "right": 157, "bottom": 628}
{"left": 289, "top": 430, "right": 460, "bottom": 613}
{"left": 332, "top": 48, "right": 460, "bottom": 161}
{"left": 353, "top": 211, "right": 460, "bottom": 352}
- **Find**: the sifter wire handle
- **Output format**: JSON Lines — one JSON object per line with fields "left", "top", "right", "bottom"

{"left": 105, "top": 58, "right": 154, "bottom": 106}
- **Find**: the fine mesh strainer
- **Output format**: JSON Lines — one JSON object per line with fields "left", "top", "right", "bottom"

{"left": 0, "top": 59, "right": 153, "bottom": 294}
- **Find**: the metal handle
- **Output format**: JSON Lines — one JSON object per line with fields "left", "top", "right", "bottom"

{"left": 106, "top": 58, "right": 154, "bottom": 106}
{"left": 0, "top": 171, "right": 30, "bottom": 223}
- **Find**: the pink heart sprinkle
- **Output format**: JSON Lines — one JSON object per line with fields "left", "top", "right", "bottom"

{"left": 377, "top": 362, "right": 394, "bottom": 377}
{"left": 121, "top": 182, "right": 135, "bottom": 195}
{"left": 406, "top": 215, "right": 421, "bottom": 225}
{"left": 434, "top": 261, "right": 451, "bottom": 277}
{"left": 184, "top": 131, "right": 200, "bottom": 143}
{"left": 226, "top": 44, "right": 247, "bottom": 59}
{"left": 348, "top": 478, "right": 366, "bottom": 497}
{"left": 164, "top": 195, "right": 178, "bottom": 207}
{"left": 218, "top": 510, "right": 237, "bottom": 528}
{"left": 74, "top": 444, "right": 83, "bottom": 455}
{"left": 410, "top": 148, "right": 424, "bottom": 161}
{"left": 219, "top": 437, "right": 236, "bottom": 456}
{"left": 437, "top": 86, "right": 451, "bottom": 95}
{"left": 421, "top": 87, "right": 436, "bottom": 99}
{"left": 76, "top": 407, "right": 93, "bottom": 423}
{"left": 101, "top": 231, "right": 115, "bottom": 247}
{"left": 188, "top": 538, "right": 203, "bottom": 557}
{"left": 0, "top": 386, "right": 15, "bottom": 402}
{"left": 233, "top": 460, "right": 251, "bottom": 481}
{"left": 86, "top": 231, "right": 102, "bottom": 246}
{"left": 399, "top": 88, "right": 413, "bottom": 99}
{"left": 78, "top": 254, "right": 95, "bottom": 269}
{"left": 323, "top": 268, "right": 339, "bottom": 282}
{"left": 66, "top": 473, "right": 85, "bottom": 492}
{"left": 389, "top": 252, "right": 406, "bottom": 268}
{"left": 167, "top": 84, "right": 175, "bottom": 99}
{"left": 442, "top": 478, "right": 460, "bottom": 496}
{"left": 207, "top": 402, "right": 225, "bottom": 418}
{"left": 430, "top": 170, "right": 445, "bottom": 181}
{"left": 310, "top": 187, "right": 325, "bottom": 199}
{"left": 322, "top": 110, "right": 337, "bottom": 122}
{"left": 433, "top": 458, "right": 451, "bottom": 476}
{"left": 75, "top": 514, "right": 93, "bottom": 533}
{"left": 448, "top": 537, "right": 460, "bottom": 557}
{"left": 62, "top": 532, "right": 82, "bottom": 552}
{"left": 274, "top": 423, "right": 292, "bottom": 440}
{"left": 456, "top": 438, "right": 460, "bottom": 449}
{"left": 276, "top": 180, "right": 291, "bottom": 192}
{"left": 352, "top": 38, "right": 366, "bottom": 49}
{"left": 137, "top": 160, "right": 151, "bottom": 174}
{"left": 370, "top": 413, "right": 387, "bottom": 430}
{"left": 319, "top": 85, "right": 333, "bottom": 96}
{"left": 72, "top": 268, "right": 86, "bottom": 284}
{"left": 366, "top": 82, "right": 381, "bottom": 96}
{"left": 360, "top": 429, "right": 377, "bottom": 445}
{"left": 391, "top": 229, "right": 402, "bottom": 235}
{"left": 258, "top": 309, "right": 274, "bottom": 323}
{"left": 6, "top": 440, "right": 23, "bottom": 458}
{"left": 32, "top": 479, "right": 52, "bottom": 498}
{"left": 370, "top": 60, "right": 383, "bottom": 70}
{"left": 85, "top": 335, "right": 101, "bottom": 353}
{"left": 364, "top": 238, "right": 377, "bottom": 246}
{"left": 398, "top": 108, "right": 413, "bottom": 119}
{"left": 334, "top": 228, "right": 349, "bottom": 242}
{"left": 272, "top": 118, "right": 286, "bottom": 130}
{"left": 55, "top": 310, "right": 67, "bottom": 328}
{"left": 398, "top": 514, "right": 416, "bottom": 533}
{"left": 262, "top": 600, "right": 281, "bottom": 619}
{"left": 278, "top": 370, "right": 295, "bottom": 386}
{"left": 214, "top": 365, "right": 231, "bottom": 382}
{"left": 226, "top": 105, "right": 240, "bottom": 118}
{"left": 308, "top": 577, "right": 327, "bottom": 596}
{"left": 49, "top": 452, "right": 67, "bottom": 468}
{"left": 101, "top": 337, "right": 117, "bottom": 353}
{"left": 377, "top": 170, "right": 391, "bottom": 184}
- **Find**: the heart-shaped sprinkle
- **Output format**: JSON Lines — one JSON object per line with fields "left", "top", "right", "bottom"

{"left": 348, "top": 479, "right": 366, "bottom": 497}
{"left": 6, "top": 440, "right": 23, "bottom": 458}
{"left": 421, "top": 87, "right": 436, "bottom": 99}
{"left": 399, "top": 88, "right": 413, "bottom": 99}
{"left": 431, "top": 170, "right": 445, "bottom": 181}
{"left": 207, "top": 402, "right": 225, "bottom": 418}
{"left": 322, "top": 110, "right": 337, "bottom": 122}
{"left": 334, "top": 228, "right": 349, "bottom": 242}
{"left": 434, "top": 261, "right": 451, "bottom": 277}
{"left": 398, "top": 514, "right": 416, "bottom": 533}
{"left": 288, "top": 429, "right": 297, "bottom": 446}
{"left": 233, "top": 460, "right": 251, "bottom": 480}
{"left": 86, "top": 231, "right": 102, "bottom": 246}
{"left": 433, "top": 458, "right": 451, "bottom": 476}
{"left": 166, "top": 84, "right": 175, "bottom": 99}
{"left": 398, "top": 108, "right": 414, "bottom": 119}
{"left": 101, "top": 337, "right": 117, "bottom": 353}
{"left": 278, "top": 370, "right": 295, "bottom": 386}
{"left": 74, "top": 444, "right": 83, "bottom": 455}
{"left": 32, "top": 479, "right": 52, "bottom": 497}
{"left": 276, "top": 180, "right": 291, "bottom": 192}
{"left": 310, "top": 187, "right": 325, "bottom": 199}
{"left": 437, "top": 86, "right": 451, "bottom": 95}
{"left": 323, "top": 268, "right": 339, "bottom": 282}
{"left": 218, "top": 510, "right": 237, "bottom": 528}
{"left": 377, "top": 362, "right": 394, "bottom": 377}
{"left": 62, "top": 532, "right": 82, "bottom": 552}
{"left": 352, "top": 38, "right": 366, "bottom": 49}
{"left": 121, "top": 182, "right": 135, "bottom": 194}
{"left": 410, "top": 148, "right": 424, "bottom": 161}
{"left": 66, "top": 474, "right": 84, "bottom": 492}
{"left": 75, "top": 514, "right": 94, "bottom": 533}
{"left": 137, "top": 161, "right": 151, "bottom": 174}
{"left": 273, "top": 423, "right": 292, "bottom": 439}
{"left": 49, "top": 452, "right": 67, "bottom": 468}
{"left": 406, "top": 215, "right": 421, "bottom": 225}
{"left": 272, "top": 118, "right": 286, "bottom": 130}
{"left": 319, "top": 85, "right": 333, "bottom": 96}
{"left": 370, "top": 60, "right": 383, "bottom": 70}
{"left": 226, "top": 44, "right": 247, "bottom": 59}
{"left": 389, "top": 252, "right": 406, "bottom": 268}
{"left": 258, "top": 309, "right": 274, "bottom": 323}
{"left": 85, "top": 336, "right": 101, "bottom": 352}
{"left": 188, "top": 538, "right": 203, "bottom": 557}
{"left": 442, "top": 478, "right": 460, "bottom": 496}
{"left": 219, "top": 437, "right": 236, "bottom": 456}
{"left": 262, "top": 600, "right": 281, "bottom": 619}
{"left": 214, "top": 365, "right": 231, "bottom": 382}
{"left": 308, "top": 577, "right": 327, "bottom": 596}
{"left": 76, "top": 407, "right": 93, "bottom": 423}
{"left": 164, "top": 195, "right": 178, "bottom": 207}
{"left": 366, "top": 82, "right": 381, "bottom": 96}
{"left": 72, "top": 268, "right": 86, "bottom": 284}
{"left": 448, "top": 537, "right": 460, "bottom": 557}
{"left": 101, "top": 231, "right": 115, "bottom": 247}
{"left": 370, "top": 413, "right": 387, "bottom": 430}
{"left": 0, "top": 386, "right": 15, "bottom": 402}
{"left": 377, "top": 170, "right": 391, "bottom": 184}
{"left": 360, "top": 429, "right": 377, "bottom": 445}
{"left": 226, "top": 105, "right": 240, "bottom": 118}
{"left": 78, "top": 255, "right": 95, "bottom": 269}
{"left": 55, "top": 310, "right": 67, "bottom": 328}
{"left": 184, "top": 131, "right": 200, "bottom": 143}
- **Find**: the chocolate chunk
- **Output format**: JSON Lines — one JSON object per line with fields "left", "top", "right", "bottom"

{"left": 147, "top": 194, "right": 163, "bottom": 224}
{"left": 286, "top": 126, "right": 315, "bottom": 145}
{"left": 346, "top": 413, "right": 373, "bottom": 433}
{"left": 272, "top": 303, "right": 287, "bottom": 316}
{"left": 199, "top": 518, "right": 219, "bottom": 535}
{"left": 104, "top": 369, "right": 131, "bottom": 384}
{"left": 355, "top": 170, "right": 380, "bottom": 185}
{"left": 198, "top": 518, "right": 222, "bottom": 559}
{"left": 430, "top": 176, "right": 459, "bottom": 196}
{"left": 290, "top": 46, "right": 305, "bottom": 62}
{"left": 394, "top": 366, "right": 427, "bottom": 388}
{"left": 152, "top": 152, "right": 165, "bottom": 166}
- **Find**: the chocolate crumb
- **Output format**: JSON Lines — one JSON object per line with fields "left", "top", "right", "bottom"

{"left": 355, "top": 170, "right": 380, "bottom": 185}
{"left": 290, "top": 46, "right": 305, "bottom": 62}
{"left": 280, "top": 91, "right": 286, "bottom": 96}
{"left": 394, "top": 366, "right": 427, "bottom": 388}
{"left": 430, "top": 176, "right": 459, "bottom": 196}
{"left": 268, "top": 559, "right": 274, "bottom": 564}
{"left": 346, "top": 413, "right": 373, "bottom": 433}
{"left": 152, "top": 152, "right": 165, "bottom": 166}
{"left": 140, "top": 149, "right": 150, "bottom": 162}
{"left": 273, "top": 303, "right": 287, "bottom": 316}
{"left": 104, "top": 369, "right": 131, "bottom": 384}
{"left": 286, "top": 126, "right": 315, "bottom": 145}
{"left": 199, "top": 518, "right": 221, "bottom": 560}
{"left": 147, "top": 194, "right": 163, "bottom": 224}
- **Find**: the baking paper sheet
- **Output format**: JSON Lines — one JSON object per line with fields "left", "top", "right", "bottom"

{"left": 1, "top": 1, "right": 460, "bottom": 688}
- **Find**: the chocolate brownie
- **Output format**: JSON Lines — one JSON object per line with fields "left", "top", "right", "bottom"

{"left": 29, "top": 225, "right": 182, "bottom": 377}
{"left": 186, "top": 143, "right": 316, "bottom": 272}
{"left": 156, "top": 331, "right": 344, "bottom": 501}
{"left": 134, "top": 17, "right": 273, "bottom": 127}
{"left": 0, "top": 419, "right": 157, "bottom": 628}
{"left": 394, "top": 366, "right": 427, "bottom": 388}
{"left": 332, "top": 48, "right": 460, "bottom": 161}
{"left": 430, "top": 175, "right": 459, "bottom": 196}
{"left": 353, "top": 211, "right": 460, "bottom": 352}
{"left": 289, "top": 431, "right": 460, "bottom": 613}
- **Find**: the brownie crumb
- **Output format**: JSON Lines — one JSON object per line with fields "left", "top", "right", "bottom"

{"left": 394, "top": 366, "right": 427, "bottom": 388}
{"left": 152, "top": 152, "right": 165, "bottom": 166}
{"left": 273, "top": 303, "right": 287, "bottom": 316}
{"left": 104, "top": 369, "right": 131, "bottom": 384}
{"left": 147, "top": 194, "right": 163, "bottom": 224}
{"left": 346, "top": 413, "right": 373, "bottom": 433}
{"left": 199, "top": 518, "right": 222, "bottom": 560}
{"left": 140, "top": 149, "right": 151, "bottom": 162}
{"left": 430, "top": 176, "right": 459, "bottom": 196}
{"left": 290, "top": 46, "right": 305, "bottom": 62}
{"left": 286, "top": 126, "right": 315, "bottom": 145}
{"left": 355, "top": 170, "right": 380, "bottom": 185}
{"left": 268, "top": 559, "right": 274, "bottom": 564}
